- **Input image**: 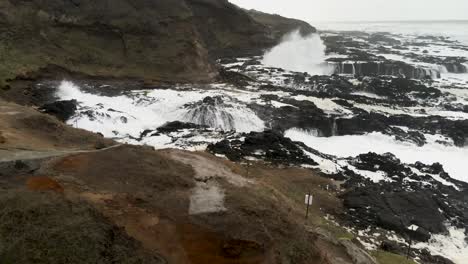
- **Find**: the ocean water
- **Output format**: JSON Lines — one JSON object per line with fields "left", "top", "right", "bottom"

{"left": 285, "top": 129, "right": 468, "bottom": 183}
{"left": 272, "top": 20, "right": 468, "bottom": 184}
{"left": 262, "top": 20, "right": 468, "bottom": 82}
{"left": 315, "top": 20, "right": 468, "bottom": 46}
{"left": 58, "top": 81, "right": 265, "bottom": 139}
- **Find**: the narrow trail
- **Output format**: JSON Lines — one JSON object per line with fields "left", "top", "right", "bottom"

{"left": 0, "top": 144, "right": 124, "bottom": 162}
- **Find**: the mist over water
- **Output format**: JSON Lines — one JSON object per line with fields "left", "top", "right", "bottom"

{"left": 315, "top": 20, "right": 468, "bottom": 46}
{"left": 262, "top": 31, "right": 334, "bottom": 75}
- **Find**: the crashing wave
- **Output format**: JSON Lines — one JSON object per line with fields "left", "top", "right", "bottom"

{"left": 262, "top": 31, "right": 335, "bottom": 75}
{"left": 182, "top": 96, "right": 264, "bottom": 132}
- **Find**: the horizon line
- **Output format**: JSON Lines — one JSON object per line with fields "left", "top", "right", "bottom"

{"left": 309, "top": 19, "right": 468, "bottom": 23}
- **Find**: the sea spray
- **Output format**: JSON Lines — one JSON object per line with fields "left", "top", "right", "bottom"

{"left": 262, "top": 31, "right": 334, "bottom": 75}
{"left": 56, "top": 80, "right": 84, "bottom": 99}
{"left": 56, "top": 80, "right": 265, "bottom": 140}
{"left": 414, "top": 225, "right": 468, "bottom": 264}
{"left": 182, "top": 96, "right": 264, "bottom": 132}
{"left": 462, "top": 63, "right": 468, "bottom": 73}
{"left": 284, "top": 129, "right": 468, "bottom": 182}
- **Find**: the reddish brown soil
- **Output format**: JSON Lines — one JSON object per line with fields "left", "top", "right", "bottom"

{"left": 79, "top": 192, "right": 270, "bottom": 264}
{"left": 26, "top": 176, "right": 64, "bottom": 193}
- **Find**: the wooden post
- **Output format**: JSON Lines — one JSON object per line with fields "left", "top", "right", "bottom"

{"left": 305, "top": 191, "right": 312, "bottom": 219}
{"left": 407, "top": 232, "right": 413, "bottom": 259}
{"left": 406, "top": 223, "right": 416, "bottom": 259}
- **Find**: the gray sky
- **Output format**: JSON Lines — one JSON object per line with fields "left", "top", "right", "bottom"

{"left": 229, "top": 0, "right": 468, "bottom": 22}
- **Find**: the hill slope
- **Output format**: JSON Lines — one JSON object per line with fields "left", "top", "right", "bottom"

{"left": 0, "top": 0, "right": 315, "bottom": 87}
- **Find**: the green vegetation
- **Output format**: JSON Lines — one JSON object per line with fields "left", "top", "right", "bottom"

{"left": 326, "top": 222, "right": 355, "bottom": 241}
{"left": 0, "top": 190, "right": 160, "bottom": 264}
{"left": 372, "top": 250, "right": 418, "bottom": 264}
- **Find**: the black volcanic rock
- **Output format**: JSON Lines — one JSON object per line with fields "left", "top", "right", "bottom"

{"left": 387, "top": 115, "right": 468, "bottom": 147}
{"left": 363, "top": 77, "right": 442, "bottom": 100}
{"left": 323, "top": 32, "right": 445, "bottom": 80}
{"left": 343, "top": 187, "right": 443, "bottom": 242}
{"left": 368, "top": 33, "right": 402, "bottom": 46}
{"left": 329, "top": 60, "right": 441, "bottom": 80}
{"left": 208, "top": 130, "right": 318, "bottom": 166}
{"left": 40, "top": 100, "right": 77, "bottom": 122}
{"left": 219, "top": 68, "right": 254, "bottom": 87}
{"left": 250, "top": 97, "right": 331, "bottom": 135}
{"left": 340, "top": 152, "right": 468, "bottom": 243}
{"left": 157, "top": 121, "right": 207, "bottom": 133}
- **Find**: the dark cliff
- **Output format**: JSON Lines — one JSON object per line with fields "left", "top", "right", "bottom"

{"left": 246, "top": 9, "right": 316, "bottom": 40}
{"left": 0, "top": 0, "right": 217, "bottom": 84}
{"left": 187, "top": 0, "right": 273, "bottom": 58}
{"left": 0, "top": 0, "right": 315, "bottom": 86}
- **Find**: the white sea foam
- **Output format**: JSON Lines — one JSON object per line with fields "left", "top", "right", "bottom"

{"left": 350, "top": 91, "right": 385, "bottom": 99}
{"left": 291, "top": 95, "right": 353, "bottom": 115}
{"left": 352, "top": 102, "right": 468, "bottom": 120}
{"left": 285, "top": 128, "right": 468, "bottom": 183}
{"left": 414, "top": 225, "right": 468, "bottom": 264}
{"left": 262, "top": 31, "right": 335, "bottom": 75}
{"left": 56, "top": 81, "right": 264, "bottom": 143}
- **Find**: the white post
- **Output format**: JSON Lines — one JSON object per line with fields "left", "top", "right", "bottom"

{"left": 305, "top": 193, "right": 313, "bottom": 219}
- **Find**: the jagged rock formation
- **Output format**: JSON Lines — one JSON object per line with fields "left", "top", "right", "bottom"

{"left": 39, "top": 100, "right": 77, "bottom": 122}
{"left": 208, "top": 130, "right": 319, "bottom": 165}
{"left": 322, "top": 31, "right": 468, "bottom": 79}
{"left": 328, "top": 60, "right": 441, "bottom": 79}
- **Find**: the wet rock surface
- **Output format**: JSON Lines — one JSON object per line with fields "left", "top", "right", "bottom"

{"left": 40, "top": 100, "right": 78, "bottom": 122}
{"left": 208, "top": 130, "right": 318, "bottom": 166}
{"left": 156, "top": 121, "right": 207, "bottom": 134}
{"left": 340, "top": 152, "right": 468, "bottom": 239}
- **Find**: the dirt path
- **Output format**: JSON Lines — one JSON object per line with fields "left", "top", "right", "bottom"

{"left": 0, "top": 144, "right": 124, "bottom": 162}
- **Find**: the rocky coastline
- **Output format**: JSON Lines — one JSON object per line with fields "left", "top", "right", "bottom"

{"left": 1, "top": 1, "right": 468, "bottom": 264}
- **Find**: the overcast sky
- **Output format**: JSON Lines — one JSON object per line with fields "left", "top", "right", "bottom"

{"left": 229, "top": 0, "right": 468, "bottom": 22}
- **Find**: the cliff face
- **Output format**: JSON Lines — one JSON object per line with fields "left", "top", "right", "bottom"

{"left": 0, "top": 0, "right": 217, "bottom": 84}
{"left": 0, "top": 0, "right": 315, "bottom": 86}
{"left": 246, "top": 9, "right": 317, "bottom": 40}
{"left": 187, "top": 0, "right": 274, "bottom": 58}
{"left": 187, "top": 1, "right": 317, "bottom": 58}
